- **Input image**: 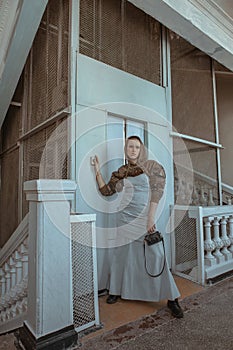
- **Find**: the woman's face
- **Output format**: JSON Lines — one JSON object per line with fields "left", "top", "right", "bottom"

{"left": 126, "top": 139, "right": 141, "bottom": 163}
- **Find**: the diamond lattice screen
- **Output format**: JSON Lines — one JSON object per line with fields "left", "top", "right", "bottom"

{"left": 27, "top": 0, "right": 70, "bottom": 131}
{"left": 71, "top": 221, "right": 96, "bottom": 330}
{"left": 80, "top": 0, "right": 161, "bottom": 85}
{"left": 23, "top": 117, "right": 69, "bottom": 216}
{"left": 174, "top": 210, "right": 198, "bottom": 283}
{"left": 0, "top": 149, "right": 19, "bottom": 246}
{"left": 170, "top": 33, "right": 215, "bottom": 142}
{"left": 0, "top": 0, "right": 71, "bottom": 243}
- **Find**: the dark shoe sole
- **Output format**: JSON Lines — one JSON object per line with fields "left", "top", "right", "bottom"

{"left": 106, "top": 295, "right": 118, "bottom": 304}
{"left": 167, "top": 300, "right": 184, "bottom": 318}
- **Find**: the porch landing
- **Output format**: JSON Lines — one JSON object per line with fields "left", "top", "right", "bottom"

{"left": 0, "top": 276, "right": 203, "bottom": 349}
{"left": 80, "top": 276, "right": 203, "bottom": 342}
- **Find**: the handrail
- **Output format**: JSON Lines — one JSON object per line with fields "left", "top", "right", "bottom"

{"left": 173, "top": 204, "right": 233, "bottom": 219}
{"left": 0, "top": 214, "right": 29, "bottom": 267}
{"left": 194, "top": 169, "right": 233, "bottom": 195}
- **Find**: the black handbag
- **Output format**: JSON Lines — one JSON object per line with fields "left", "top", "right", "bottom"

{"left": 144, "top": 231, "right": 166, "bottom": 277}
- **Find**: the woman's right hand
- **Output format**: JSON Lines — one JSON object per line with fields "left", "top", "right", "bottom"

{"left": 93, "top": 155, "right": 100, "bottom": 174}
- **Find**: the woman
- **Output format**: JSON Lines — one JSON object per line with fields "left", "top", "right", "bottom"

{"left": 93, "top": 136, "right": 183, "bottom": 318}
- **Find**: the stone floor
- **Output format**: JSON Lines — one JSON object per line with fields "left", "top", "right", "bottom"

{"left": 0, "top": 275, "right": 203, "bottom": 349}
{"left": 80, "top": 275, "right": 203, "bottom": 345}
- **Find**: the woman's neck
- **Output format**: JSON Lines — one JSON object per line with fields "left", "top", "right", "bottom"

{"left": 128, "top": 160, "right": 137, "bottom": 165}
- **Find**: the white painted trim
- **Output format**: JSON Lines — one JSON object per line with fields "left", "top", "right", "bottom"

{"left": 92, "top": 220, "right": 100, "bottom": 326}
{"left": 190, "top": 0, "right": 233, "bottom": 36}
{"left": 222, "top": 183, "right": 233, "bottom": 195}
{"left": 70, "top": 0, "right": 79, "bottom": 213}
{"left": 0, "top": 0, "right": 48, "bottom": 127}
{"left": 10, "top": 101, "right": 21, "bottom": 107}
{"left": 172, "top": 204, "right": 233, "bottom": 219}
{"left": 212, "top": 61, "right": 223, "bottom": 204}
{"left": 70, "top": 213, "right": 96, "bottom": 223}
{"left": 0, "top": 0, "right": 22, "bottom": 79}
{"left": 205, "top": 259, "right": 233, "bottom": 279}
{"left": 128, "top": 0, "right": 233, "bottom": 71}
{"left": 74, "top": 320, "right": 97, "bottom": 333}
{"left": 197, "top": 206, "right": 205, "bottom": 285}
{"left": 0, "top": 313, "right": 26, "bottom": 335}
{"left": 215, "top": 70, "right": 233, "bottom": 76}
{"left": 170, "top": 131, "right": 223, "bottom": 149}
{"left": 19, "top": 107, "right": 71, "bottom": 141}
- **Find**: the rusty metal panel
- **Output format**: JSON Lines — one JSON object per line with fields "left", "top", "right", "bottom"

{"left": 0, "top": 149, "right": 19, "bottom": 247}
{"left": 171, "top": 35, "right": 215, "bottom": 142}
{"left": 27, "top": 0, "right": 70, "bottom": 131}
{"left": 79, "top": 0, "right": 161, "bottom": 85}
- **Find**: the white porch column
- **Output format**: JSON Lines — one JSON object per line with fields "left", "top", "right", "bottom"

{"left": 20, "top": 179, "right": 77, "bottom": 350}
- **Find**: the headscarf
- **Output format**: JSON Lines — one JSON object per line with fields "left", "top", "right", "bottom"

{"left": 124, "top": 136, "right": 148, "bottom": 166}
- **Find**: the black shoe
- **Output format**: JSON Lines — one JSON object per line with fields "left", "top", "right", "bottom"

{"left": 167, "top": 299, "right": 184, "bottom": 318}
{"left": 106, "top": 295, "right": 118, "bottom": 304}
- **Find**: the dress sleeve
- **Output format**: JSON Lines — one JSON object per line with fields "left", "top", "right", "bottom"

{"left": 99, "top": 165, "right": 126, "bottom": 196}
{"left": 146, "top": 160, "right": 166, "bottom": 203}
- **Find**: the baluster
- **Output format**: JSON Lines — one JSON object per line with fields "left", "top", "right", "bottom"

{"left": 20, "top": 241, "right": 28, "bottom": 278}
{"left": 178, "top": 178, "right": 186, "bottom": 204}
{"left": 200, "top": 187, "right": 207, "bottom": 206}
{"left": 9, "top": 255, "right": 19, "bottom": 307}
{"left": 208, "top": 189, "right": 215, "bottom": 206}
{"left": 4, "top": 262, "right": 11, "bottom": 294}
{"left": 220, "top": 216, "right": 231, "bottom": 260}
{"left": 6, "top": 307, "right": 11, "bottom": 320}
{"left": 204, "top": 217, "right": 216, "bottom": 265}
{"left": 227, "top": 215, "right": 233, "bottom": 257}
{"left": 227, "top": 197, "right": 232, "bottom": 205}
{"left": 184, "top": 182, "right": 192, "bottom": 205}
{"left": 192, "top": 186, "right": 199, "bottom": 205}
{"left": 10, "top": 304, "right": 17, "bottom": 319}
{"left": 0, "top": 267, "right": 6, "bottom": 297}
{"left": 9, "top": 256, "right": 16, "bottom": 289}
{"left": 1, "top": 310, "right": 6, "bottom": 323}
{"left": 0, "top": 268, "right": 6, "bottom": 312}
{"left": 15, "top": 250, "right": 23, "bottom": 284}
{"left": 3, "top": 262, "right": 12, "bottom": 310}
{"left": 212, "top": 217, "right": 224, "bottom": 263}
{"left": 22, "top": 297, "right": 27, "bottom": 312}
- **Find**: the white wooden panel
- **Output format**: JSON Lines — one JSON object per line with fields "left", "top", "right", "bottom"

{"left": 76, "top": 54, "right": 173, "bottom": 278}
{"left": 77, "top": 54, "right": 167, "bottom": 119}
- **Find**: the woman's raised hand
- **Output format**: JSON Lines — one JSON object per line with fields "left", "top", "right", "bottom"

{"left": 93, "top": 155, "right": 100, "bottom": 174}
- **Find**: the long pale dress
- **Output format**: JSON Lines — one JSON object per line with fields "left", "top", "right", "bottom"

{"left": 99, "top": 161, "right": 180, "bottom": 301}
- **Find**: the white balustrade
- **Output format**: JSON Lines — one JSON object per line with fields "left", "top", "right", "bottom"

{"left": 203, "top": 217, "right": 216, "bottom": 265}
{"left": 212, "top": 217, "right": 224, "bottom": 262}
{"left": 203, "top": 213, "right": 233, "bottom": 280}
{"left": 0, "top": 214, "right": 29, "bottom": 332}
{"left": 172, "top": 205, "right": 233, "bottom": 285}
{"left": 203, "top": 214, "right": 233, "bottom": 269}
{"left": 228, "top": 215, "right": 233, "bottom": 256}
{"left": 220, "top": 217, "right": 232, "bottom": 260}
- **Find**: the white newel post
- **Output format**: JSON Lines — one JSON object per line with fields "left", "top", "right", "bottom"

{"left": 19, "top": 180, "right": 77, "bottom": 350}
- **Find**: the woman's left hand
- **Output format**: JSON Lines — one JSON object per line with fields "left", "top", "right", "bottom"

{"left": 147, "top": 218, "right": 156, "bottom": 233}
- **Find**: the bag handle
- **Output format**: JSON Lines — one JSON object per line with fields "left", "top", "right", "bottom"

{"left": 143, "top": 238, "right": 166, "bottom": 278}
